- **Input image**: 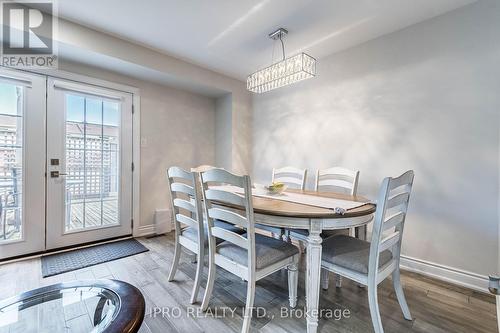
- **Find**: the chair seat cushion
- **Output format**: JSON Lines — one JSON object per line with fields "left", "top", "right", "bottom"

{"left": 181, "top": 220, "right": 244, "bottom": 245}
{"left": 322, "top": 235, "right": 393, "bottom": 274}
{"left": 217, "top": 234, "right": 299, "bottom": 269}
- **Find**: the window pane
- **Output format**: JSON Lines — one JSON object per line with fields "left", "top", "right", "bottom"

{"left": 0, "top": 83, "right": 22, "bottom": 116}
{"left": 65, "top": 94, "right": 120, "bottom": 232}
{"left": 0, "top": 83, "right": 23, "bottom": 242}
{"left": 66, "top": 95, "right": 84, "bottom": 123}
{"left": 103, "top": 101, "right": 119, "bottom": 126}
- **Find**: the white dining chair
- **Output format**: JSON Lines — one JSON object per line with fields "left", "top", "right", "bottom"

{"left": 317, "top": 166, "right": 361, "bottom": 242}
{"left": 320, "top": 170, "right": 415, "bottom": 333}
{"left": 290, "top": 167, "right": 360, "bottom": 252}
{"left": 166, "top": 166, "right": 243, "bottom": 304}
{"left": 261, "top": 166, "right": 308, "bottom": 240}
{"left": 166, "top": 167, "right": 205, "bottom": 304}
{"left": 200, "top": 169, "right": 300, "bottom": 333}
{"left": 315, "top": 166, "right": 360, "bottom": 194}
{"left": 272, "top": 166, "right": 307, "bottom": 190}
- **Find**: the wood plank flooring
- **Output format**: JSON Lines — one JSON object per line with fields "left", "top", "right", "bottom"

{"left": 1, "top": 200, "right": 118, "bottom": 242}
{"left": 0, "top": 234, "right": 496, "bottom": 333}
{"left": 67, "top": 199, "right": 118, "bottom": 231}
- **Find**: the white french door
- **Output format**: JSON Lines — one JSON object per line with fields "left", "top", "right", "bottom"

{"left": 0, "top": 68, "right": 46, "bottom": 259}
{"left": 0, "top": 71, "right": 134, "bottom": 259}
{"left": 46, "top": 78, "right": 133, "bottom": 249}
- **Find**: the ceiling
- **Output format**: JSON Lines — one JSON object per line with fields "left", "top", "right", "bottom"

{"left": 57, "top": 0, "right": 476, "bottom": 81}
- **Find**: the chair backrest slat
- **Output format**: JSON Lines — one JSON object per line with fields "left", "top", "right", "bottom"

{"left": 315, "top": 167, "right": 360, "bottom": 195}
{"left": 207, "top": 207, "right": 248, "bottom": 228}
{"left": 176, "top": 213, "right": 199, "bottom": 229}
{"left": 170, "top": 182, "right": 195, "bottom": 196}
{"left": 168, "top": 167, "right": 192, "bottom": 179}
{"left": 167, "top": 166, "right": 204, "bottom": 237}
{"left": 272, "top": 166, "right": 307, "bottom": 190}
{"left": 201, "top": 169, "right": 255, "bottom": 275}
{"left": 378, "top": 231, "right": 401, "bottom": 253}
{"left": 205, "top": 188, "right": 246, "bottom": 207}
{"left": 369, "top": 170, "right": 414, "bottom": 276}
{"left": 212, "top": 227, "right": 248, "bottom": 249}
{"left": 273, "top": 176, "right": 304, "bottom": 187}
{"left": 386, "top": 192, "right": 410, "bottom": 210}
{"left": 203, "top": 169, "right": 246, "bottom": 187}
{"left": 173, "top": 198, "right": 196, "bottom": 213}
{"left": 382, "top": 211, "right": 405, "bottom": 231}
{"left": 389, "top": 172, "right": 414, "bottom": 190}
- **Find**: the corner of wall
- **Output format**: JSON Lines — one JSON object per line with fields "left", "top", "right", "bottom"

{"left": 215, "top": 93, "right": 233, "bottom": 170}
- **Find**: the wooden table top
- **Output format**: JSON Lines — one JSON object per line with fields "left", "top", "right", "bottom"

{"left": 249, "top": 189, "right": 376, "bottom": 219}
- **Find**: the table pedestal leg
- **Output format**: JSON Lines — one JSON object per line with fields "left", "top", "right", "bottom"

{"left": 355, "top": 224, "right": 368, "bottom": 288}
{"left": 355, "top": 225, "right": 367, "bottom": 240}
{"left": 306, "top": 220, "right": 323, "bottom": 333}
{"left": 496, "top": 295, "right": 500, "bottom": 333}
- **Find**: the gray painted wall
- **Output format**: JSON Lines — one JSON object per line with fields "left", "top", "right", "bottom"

{"left": 215, "top": 94, "right": 233, "bottom": 170}
{"left": 252, "top": 1, "right": 500, "bottom": 276}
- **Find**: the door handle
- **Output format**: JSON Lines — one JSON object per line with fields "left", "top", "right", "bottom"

{"left": 50, "top": 171, "right": 68, "bottom": 178}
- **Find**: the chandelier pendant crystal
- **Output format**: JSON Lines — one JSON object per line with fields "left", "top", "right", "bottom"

{"left": 247, "top": 28, "right": 316, "bottom": 93}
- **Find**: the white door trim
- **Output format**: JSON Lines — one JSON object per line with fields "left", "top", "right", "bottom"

{"left": 19, "top": 67, "right": 140, "bottom": 95}
{"left": 46, "top": 78, "right": 134, "bottom": 249}
{"left": 132, "top": 94, "right": 141, "bottom": 237}
{"left": 44, "top": 69, "right": 142, "bottom": 236}
{"left": 0, "top": 67, "right": 46, "bottom": 259}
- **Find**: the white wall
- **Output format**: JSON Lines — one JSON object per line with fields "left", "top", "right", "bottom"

{"left": 252, "top": 0, "right": 500, "bottom": 281}
{"left": 59, "top": 61, "right": 216, "bottom": 228}
{"left": 215, "top": 94, "right": 233, "bottom": 170}
{"left": 232, "top": 91, "right": 253, "bottom": 175}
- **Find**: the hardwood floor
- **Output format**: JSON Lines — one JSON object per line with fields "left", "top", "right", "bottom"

{"left": 0, "top": 234, "right": 496, "bottom": 333}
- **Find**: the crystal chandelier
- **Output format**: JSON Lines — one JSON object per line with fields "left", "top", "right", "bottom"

{"left": 247, "top": 28, "right": 316, "bottom": 93}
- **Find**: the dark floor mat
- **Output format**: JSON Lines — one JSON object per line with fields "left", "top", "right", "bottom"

{"left": 41, "top": 238, "right": 148, "bottom": 277}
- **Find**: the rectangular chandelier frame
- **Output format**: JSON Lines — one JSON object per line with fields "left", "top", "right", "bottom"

{"left": 247, "top": 52, "right": 316, "bottom": 93}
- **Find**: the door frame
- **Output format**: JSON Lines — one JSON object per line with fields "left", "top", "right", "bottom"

{"left": 46, "top": 78, "right": 134, "bottom": 249}
{"left": 38, "top": 69, "right": 142, "bottom": 239}
{"left": 0, "top": 66, "right": 141, "bottom": 258}
{"left": 0, "top": 67, "right": 46, "bottom": 259}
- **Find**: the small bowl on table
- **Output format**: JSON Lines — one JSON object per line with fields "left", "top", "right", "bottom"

{"left": 265, "top": 182, "right": 287, "bottom": 195}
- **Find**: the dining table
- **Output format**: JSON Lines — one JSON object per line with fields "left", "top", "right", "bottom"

{"left": 223, "top": 188, "right": 376, "bottom": 333}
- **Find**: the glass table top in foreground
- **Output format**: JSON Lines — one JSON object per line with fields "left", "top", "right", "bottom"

{"left": 0, "top": 280, "right": 145, "bottom": 333}
{"left": 0, "top": 286, "right": 118, "bottom": 333}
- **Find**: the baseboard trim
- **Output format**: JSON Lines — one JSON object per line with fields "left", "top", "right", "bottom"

{"left": 400, "top": 255, "right": 489, "bottom": 293}
{"left": 135, "top": 224, "right": 156, "bottom": 237}
{"left": 134, "top": 223, "right": 173, "bottom": 237}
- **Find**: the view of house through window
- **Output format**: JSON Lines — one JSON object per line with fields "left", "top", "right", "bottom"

{"left": 65, "top": 94, "right": 120, "bottom": 232}
{"left": 0, "top": 82, "right": 23, "bottom": 242}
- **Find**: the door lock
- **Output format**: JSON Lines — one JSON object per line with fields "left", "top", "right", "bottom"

{"left": 50, "top": 171, "right": 68, "bottom": 178}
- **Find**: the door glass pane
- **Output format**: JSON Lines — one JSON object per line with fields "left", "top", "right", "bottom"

{"left": 0, "top": 83, "right": 23, "bottom": 242}
{"left": 65, "top": 94, "right": 120, "bottom": 232}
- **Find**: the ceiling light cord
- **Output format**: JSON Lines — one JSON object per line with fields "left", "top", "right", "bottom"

{"left": 271, "top": 39, "right": 276, "bottom": 64}
{"left": 279, "top": 34, "right": 286, "bottom": 61}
